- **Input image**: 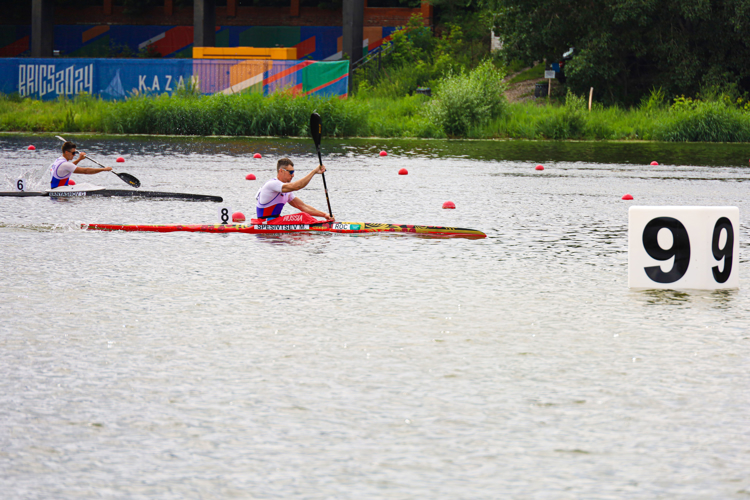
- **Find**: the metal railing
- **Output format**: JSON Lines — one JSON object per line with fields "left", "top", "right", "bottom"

{"left": 349, "top": 40, "right": 394, "bottom": 76}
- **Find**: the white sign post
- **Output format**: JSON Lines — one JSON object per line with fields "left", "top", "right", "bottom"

{"left": 217, "top": 206, "right": 233, "bottom": 225}
{"left": 628, "top": 206, "right": 739, "bottom": 289}
{"left": 544, "top": 70, "right": 555, "bottom": 96}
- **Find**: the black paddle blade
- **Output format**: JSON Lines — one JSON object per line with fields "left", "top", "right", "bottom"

{"left": 310, "top": 112, "right": 322, "bottom": 148}
{"left": 117, "top": 172, "right": 141, "bottom": 188}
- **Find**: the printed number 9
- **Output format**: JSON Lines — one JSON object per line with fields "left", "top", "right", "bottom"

{"left": 220, "top": 208, "right": 229, "bottom": 224}
{"left": 17, "top": 180, "right": 24, "bottom": 191}
{"left": 642, "top": 217, "right": 691, "bottom": 283}
{"left": 712, "top": 217, "right": 733, "bottom": 283}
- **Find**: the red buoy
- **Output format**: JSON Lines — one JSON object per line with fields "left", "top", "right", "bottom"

{"left": 232, "top": 212, "right": 246, "bottom": 222}
{"left": 650, "top": 161, "right": 659, "bottom": 165}
{"left": 379, "top": 151, "right": 387, "bottom": 156}
{"left": 27, "top": 145, "right": 35, "bottom": 151}
{"left": 398, "top": 168, "right": 408, "bottom": 175}
{"left": 622, "top": 194, "right": 633, "bottom": 200}
{"left": 69, "top": 180, "right": 76, "bottom": 186}
{"left": 245, "top": 173, "right": 256, "bottom": 180}
{"left": 535, "top": 165, "right": 544, "bottom": 170}
{"left": 116, "top": 157, "right": 124, "bottom": 162}
{"left": 442, "top": 201, "right": 456, "bottom": 209}
{"left": 254, "top": 153, "right": 262, "bottom": 159}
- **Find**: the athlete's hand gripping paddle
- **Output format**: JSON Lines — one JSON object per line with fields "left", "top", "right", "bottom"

{"left": 55, "top": 136, "right": 141, "bottom": 188}
{"left": 310, "top": 112, "right": 333, "bottom": 219}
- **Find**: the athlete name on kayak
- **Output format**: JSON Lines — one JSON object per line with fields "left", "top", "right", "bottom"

{"left": 49, "top": 191, "right": 87, "bottom": 197}
{"left": 254, "top": 224, "right": 310, "bottom": 230}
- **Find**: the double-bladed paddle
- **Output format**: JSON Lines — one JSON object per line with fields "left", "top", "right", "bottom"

{"left": 55, "top": 136, "right": 141, "bottom": 188}
{"left": 310, "top": 113, "right": 333, "bottom": 219}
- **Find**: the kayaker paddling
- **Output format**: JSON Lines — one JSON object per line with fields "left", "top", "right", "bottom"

{"left": 50, "top": 141, "right": 112, "bottom": 189}
{"left": 255, "top": 158, "right": 334, "bottom": 221}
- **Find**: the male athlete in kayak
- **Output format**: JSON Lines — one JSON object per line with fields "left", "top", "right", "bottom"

{"left": 49, "top": 141, "right": 112, "bottom": 188}
{"left": 255, "top": 158, "right": 334, "bottom": 221}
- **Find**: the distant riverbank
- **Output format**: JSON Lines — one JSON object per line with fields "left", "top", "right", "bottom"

{"left": 3, "top": 91, "right": 750, "bottom": 143}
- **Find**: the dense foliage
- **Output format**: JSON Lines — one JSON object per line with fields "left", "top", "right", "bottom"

{"left": 7, "top": 86, "right": 750, "bottom": 141}
{"left": 427, "top": 61, "right": 508, "bottom": 136}
{"left": 353, "top": 13, "right": 493, "bottom": 98}
{"left": 493, "top": 0, "right": 750, "bottom": 105}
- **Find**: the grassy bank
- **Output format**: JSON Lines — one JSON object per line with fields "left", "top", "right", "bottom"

{"left": 3, "top": 88, "right": 750, "bottom": 142}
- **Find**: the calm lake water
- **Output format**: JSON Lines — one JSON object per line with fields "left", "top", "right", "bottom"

{"left": 1, "top": 134, "right": 749, "bottom": 499}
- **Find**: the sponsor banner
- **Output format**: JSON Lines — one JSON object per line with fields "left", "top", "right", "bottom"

{"left": 18, "top": 62, "right": 93, "bottom": 98}
{"left": 0, "top": 58, "right": 348, "bottom": 100}
{"left": 97, "top": 59, "right": 194, "bottom": 99}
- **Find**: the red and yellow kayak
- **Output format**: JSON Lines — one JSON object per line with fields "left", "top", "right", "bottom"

{"left": 84, "top": 222, "right": 486, "bottom": 238}
{"left": 84, "top": 212, "right": 486, "bottom": 238}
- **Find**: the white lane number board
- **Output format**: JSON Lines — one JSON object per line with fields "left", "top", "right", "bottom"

{"left": 628, "top": 206, "right": 739, "bottom": 289}
{"left": 15, "top": 178, "right": 27, "bottom": 192}
{"left": 217, "top": 206, "right": 232, "bottom": 225}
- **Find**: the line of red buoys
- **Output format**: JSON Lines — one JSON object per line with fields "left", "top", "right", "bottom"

{"left": 237, "top": 151, "right": 671, "bottom": 209}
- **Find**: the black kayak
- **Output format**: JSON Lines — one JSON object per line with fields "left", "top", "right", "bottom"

{"left": 0, "top": 189, "right": 222, "bottom": 202}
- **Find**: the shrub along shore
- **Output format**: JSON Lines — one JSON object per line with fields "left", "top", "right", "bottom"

{"left": 3, "top": 77, "right": 750, "bottom": 143}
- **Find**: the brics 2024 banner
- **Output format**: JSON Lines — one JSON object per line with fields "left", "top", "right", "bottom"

{"left": 0, "top": 58, "right": 349, "bottom": 100}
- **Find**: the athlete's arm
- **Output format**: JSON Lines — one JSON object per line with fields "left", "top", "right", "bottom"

{"left": 73, "top": 166, "right": 112, "bottom": 174}
{"left": 72, "top": 152, "right": 87, "bottom": 165}
{"left": 281, "top": 165, "right": 326, "bottom": 193}
{"left": 289, "top": 197, "right": 334, "bottom": 221}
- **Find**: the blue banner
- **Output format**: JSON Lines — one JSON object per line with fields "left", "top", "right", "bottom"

{"left": 0, "top": 58, "right": 348, "bottom": 100}
{"left": 0, "top": 58, "right": 194, "bottom": 100}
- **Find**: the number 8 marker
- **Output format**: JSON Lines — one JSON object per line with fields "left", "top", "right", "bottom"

{"left": 629, "top": 207, "right": 739, "bottom": 290}
{"left": 217, "top": 206, "right": 232, "bottom": 225}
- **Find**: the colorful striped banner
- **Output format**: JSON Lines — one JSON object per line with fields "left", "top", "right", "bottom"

{"left": 0, "top": 58, "right": 349, "bottom": 100}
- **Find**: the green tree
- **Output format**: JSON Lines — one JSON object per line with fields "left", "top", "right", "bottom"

{"left": 493, "top": 0, "right": 750, "bottom": 104}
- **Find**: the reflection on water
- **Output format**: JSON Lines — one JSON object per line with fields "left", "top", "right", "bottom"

{"left": 5, "top": 133, "right": 750, "bottom": 168}
{"left": 1, "top": 134, "right": 749, "bottom": 499}
{"left": 637, "top": 288, "right": 694, "bottom": 305}
{"left": 631, "top": 285, "right": 740, "bottom": 309}
{"left": 255, "top": 232, "right": 333, "bottom": 246}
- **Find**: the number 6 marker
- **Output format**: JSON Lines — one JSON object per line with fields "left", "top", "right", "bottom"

{"left": 628, "top": 206, "right": 739, "bottom": 289}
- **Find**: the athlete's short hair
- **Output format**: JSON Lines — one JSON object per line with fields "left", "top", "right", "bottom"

{"left": 62, "top": 141, "right": 76, "bottom": 153}
{"left": 277, "top": 158, "right": 294, "bottom": 171}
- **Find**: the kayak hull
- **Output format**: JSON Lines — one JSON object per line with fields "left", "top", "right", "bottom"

{"left": 85, "top": 222, "right": 486, "bottom": 238}
{"left": 0, "top": 190, "right": 222, "bottom": 202}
